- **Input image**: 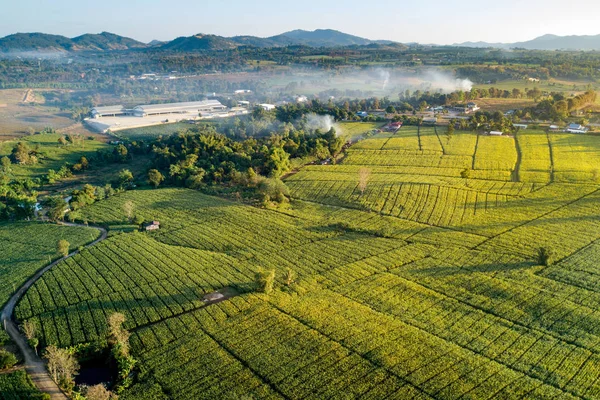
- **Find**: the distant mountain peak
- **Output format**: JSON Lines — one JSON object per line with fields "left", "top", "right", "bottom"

{"left": 454, "top": 33, "right": 600, "bottom": 50}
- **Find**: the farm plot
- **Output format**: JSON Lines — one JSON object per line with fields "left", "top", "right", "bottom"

{"left": 0, "top": 370, "right": 47, "bottom": 400}
{"left": 0, "top": 222, "right": 100, "bottom": 309}
{"left": 382, "top": 126, "right": 421, "bottom": 151}
{"left": 518, "top": 130, "right": 552, "bottom": 183}
{"left": 549, "top": 133, "right": 600, "bottom": 182}
{"left": 473, "top": 135, "right": 518, "bottom": 171}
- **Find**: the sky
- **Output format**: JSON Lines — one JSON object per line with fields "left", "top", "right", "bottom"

{"left": 2, "top": 0, "right": 600, "bottom": 45}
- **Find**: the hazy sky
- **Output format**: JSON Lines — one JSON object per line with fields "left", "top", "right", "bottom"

{"left": 2, "top": 0, "right": 600, "bottom": 44}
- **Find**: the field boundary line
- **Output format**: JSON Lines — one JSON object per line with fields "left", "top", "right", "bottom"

{"left": 546, "top": 131, "right": 556, "bottom": 182}
{"left": 472, "top": 133, "right": 480, "bottom": 170}
{"left": 513, "top": 131, "right": 522, "bottom": 182}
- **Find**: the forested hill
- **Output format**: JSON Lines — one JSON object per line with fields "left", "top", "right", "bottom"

{"left": 0, "top": 29, "right": 400, "bottom": 53}
{"left": 0, "top": 32, "right": 148, "bottom": 52}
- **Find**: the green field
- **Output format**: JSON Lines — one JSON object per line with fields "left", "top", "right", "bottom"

{"left": 0, "top": 222, "right": 101, "bottom": 309}
{"left": 0, "top": 133, "right": 108, "bottom": 179}
{"left": 115, "top": 122, "right": 201, "bottom": 141}
{"left": 0, "top": 370, "right": 47, "bottom": 400}
{"left": 5, "top": 125, "right": 600, "bottom": 399}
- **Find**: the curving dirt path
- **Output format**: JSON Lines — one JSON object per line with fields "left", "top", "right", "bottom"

{"left": 1, "top": 222, "right": 107, "bottom": 400}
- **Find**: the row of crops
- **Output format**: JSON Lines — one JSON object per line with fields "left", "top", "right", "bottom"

{"left": 13, "top": 166, "right": 600, "bottom": 400}
{"left": 0, "top": 222, "right": 100, "bottom": 309}
{"left": 0, "top": 370, "right": 47, "bottom": 400}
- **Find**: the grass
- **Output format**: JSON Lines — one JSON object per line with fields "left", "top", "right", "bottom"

{"left": 0, "top": 133, "right": 109, "bottom": 179}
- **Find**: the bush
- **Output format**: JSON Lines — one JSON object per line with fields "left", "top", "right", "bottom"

{"left": 0, "top": 349, "right": 17, "bottom": 370}
{"left": 537, "top": 247, "right": 553, "bottom": 266}
{"left": 255, "top": 269, "right": 275, "bottom": 294}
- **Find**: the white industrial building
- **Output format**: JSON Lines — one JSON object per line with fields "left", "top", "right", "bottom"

{"left": 91, "top": 105, "right": 130, "bottom": 119}
{"left": 132, "top": 100, "right": 226, "bottom": 117}
{"left": 86, "top": 100, "right": 230, "bottom": 133}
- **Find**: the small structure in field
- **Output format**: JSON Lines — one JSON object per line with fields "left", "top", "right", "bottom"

{"left": 384, "top": 121, "right": 403, "bottom": 132}
{"left": 549, "top": 125, "right": 560, "bottom": 132}
{"left": 259, "top": 104, "right": 276, "bottom": 111}
{"left": 566, "top": 123, "right": 588, "bottom": 134}
{"left": 203, "top": 292, "right": 225, "bottom": 302}
{"left": 144, "top": 221, "right": 160, "bottom": 231}
{"left": 489, "top": 131, "right": 503, "bottom": 136}
{"left": 514, "top": 124, "right": 528, "bottom": 129}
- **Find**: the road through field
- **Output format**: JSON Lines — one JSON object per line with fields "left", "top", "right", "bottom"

{"left": 0, "top": 222, "right": 107, "bottom": 400}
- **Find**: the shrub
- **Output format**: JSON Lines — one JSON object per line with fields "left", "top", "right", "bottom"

{"left": 537, "top": 247, "right": 553, "bottom": 266}
{"left": 0, "top": 349, "right": 17, "bottom": 370}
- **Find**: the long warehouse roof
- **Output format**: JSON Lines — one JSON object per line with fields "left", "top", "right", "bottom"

{"left": 134, "top": 100, "right": 223, "bottom": 111}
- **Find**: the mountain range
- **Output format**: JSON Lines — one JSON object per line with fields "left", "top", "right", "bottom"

{"left": 0, "top": 29, "right": 398, "bottom": 53}
{"left": 2, "top": 29, "right": 600, "bottom": 53}
{"left": 455, "top": 34, "right": 600, "bottom": 50}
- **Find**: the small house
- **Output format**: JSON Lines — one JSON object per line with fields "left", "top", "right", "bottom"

{"left": 489, "top": 131, "right": 503, "bottom": 136}
{"left": 513, "top": 124, "right": 528, "bottom": 129}
{"left": 549, "top": 125, "right": 560, "bottom": 132}
{"left": 566, "top": 123, "right": 588, "bottom": 134}
{"left": 259, "top": 104, "right": 276, "bottom": 111}
{"left": 144, "top": 221, "right": 160, "bottom": 231}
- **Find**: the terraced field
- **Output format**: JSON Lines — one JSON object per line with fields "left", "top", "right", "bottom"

{"left": 10, "top": 127, "right": 600, "bottom": 399}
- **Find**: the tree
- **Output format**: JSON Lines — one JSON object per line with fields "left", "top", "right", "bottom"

{"left": 117, "top": 169, "right": 134, "bottom": 188}
{"left": 86, "top": 384, "right": 114, "bottom": 400}
{"left": 147, "top": 169, "right": 164, "bottom": 188}
{"left": 256, "top": 178, "right": 290, "bottom": 205}
{"left": 537, "top": 247, "right": 553, "bottom": 266}
{"left": 44, "top": 345, "right": 79, "bottom": 391}
{"left": 46, "top": 196, "right": 68, "bottom": 221}
{"left": 57, "top": 239, "right": 70, "bottom": 257}
{"left": 58, "top": 136, "right": 68, "bottom": 146}
{"left": 386, "top": 105, "right": 396, "bottom": 114}
{"left": 133, "top": 215, "right": 145, "bottom": 228}
{"left": 122, "top": 200, "right": 135, "bottom": 222}
{"left": 285, "top": 268, "right": 295, "bottom": 287}
{"left": 266, "top": 147, "right": 291, "bottom": 178}
{"left": 0, "top": 156, "right": 11, "bottom": 173}
{"left": 255, "top": 269, "right": 275, "bottom": 293}
{"left": 22, "top": 320, "right": 39, "bottom": 355}
{"left": 0, "top": 349, "right": 17, "bottom": 370}
{"left": 358, "top": 167, "right": 371, "bottom": 195}
{"left": 108, "top": 313, "right": 131, "bottom": 356}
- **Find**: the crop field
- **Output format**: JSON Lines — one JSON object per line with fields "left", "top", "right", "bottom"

{"left": 0, "top": 222, "right": 101, "bottom": 309}
{"left": 337, "top": 121, "right": 384, "bottom": 141}
{"left": 7, "top": 125, "right": 600, "bottom": 399}
{"left": 0, "top": 370, "right": 46, "bottom": 399}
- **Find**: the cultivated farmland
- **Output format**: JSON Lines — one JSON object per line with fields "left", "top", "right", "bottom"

{"left": 10, "top": 127, "right": 600, "bottom": 399}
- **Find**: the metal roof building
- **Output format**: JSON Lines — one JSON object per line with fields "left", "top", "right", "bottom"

{"left": 133, "top": 100, "right": 226, "bottom": 117}
{"left": 90, "top": 105, "right": 128, "bottom": 118}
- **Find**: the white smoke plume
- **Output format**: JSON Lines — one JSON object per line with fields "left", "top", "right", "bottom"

{"left": 420, "top": 70, "right": 473, "bottom": 93}
{"left": 305, "top": 113, "right": 341, "bottom": 136}
{"left": 377, "top": 68, "right": 391, "bottom": 91}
